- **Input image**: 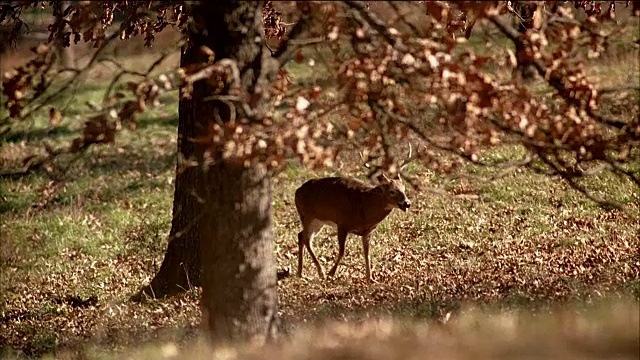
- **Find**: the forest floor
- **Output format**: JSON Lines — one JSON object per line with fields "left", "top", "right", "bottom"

{"left": 1, "top": 16, "right": 639, "bottom": 360}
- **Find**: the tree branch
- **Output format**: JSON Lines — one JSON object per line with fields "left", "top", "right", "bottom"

{"left": 598, "top": 86, "right": 640, "bottom": 95}
{"left": 272, "top": 12, "right": 310, "bottom": 65}
{"left": 1, "top": 31, "right": 119, "bottom": 127}
{"left": 486, "top": 13, "right": 631, "bottom": 131}
{"left": 387, "top": 2, "right": 422, "bottom": 37}
{"left": 342, "top": 0, "right": 408, "bottom": 52}
{"left": 102, "top": 52, "right": 172, "bottom": 102}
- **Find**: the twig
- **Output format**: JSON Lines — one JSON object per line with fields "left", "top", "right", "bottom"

{"left": 99, "top": 58, "right": 148, "bottom": 77}
{"left": 0, "top": 32, "right": 119, "bottom": 126}
{"left": 342, "top": 0, "right": 408, "bottom": 52}
{"left": 387, "top": 2, "right": 422, "bottom": 37}
{"left": 372, "top": 102, "right": 482, "bottom": 165}
{"left": 599, "top": 86, "right": 640, "bottom": 95}
{"left": 0, "top": 133, "right": 100, "bottom": 181}
{"left": 289, "top": 37, "right": 324, "bottom": 46}
{"left": 272, "top": 11, "right": 313, "bottom": 65}
{"left": 102, "top": 52, "right": 171, "bottom": 102}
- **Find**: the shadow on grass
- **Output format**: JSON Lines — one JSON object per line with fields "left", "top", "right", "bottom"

{"left": 0, "top": 311, "right": 199, "bottom": 359}
{"left": 15, "top": 287, "right": 619, "bottom": 358}
{"left": 2, "top": 113, "right": 178, "bottom": 145}
{"left": 86, "top": 147, "right": 176, "bottom": 176}
{"left": 2, "top": 126, "right": 77, "bottom": 144}
{"left": 64, "top": 148, "right": 176, "bottom": 200}
{"left": 0, "top": 148, "right": 176, "bottom": 217}
{"left": 136, "top": 113, "right": 179, "bottom": 129}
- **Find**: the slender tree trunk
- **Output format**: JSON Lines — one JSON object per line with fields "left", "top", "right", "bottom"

{"left": 513, "top": 0, "right": 539, "bottom": 81}
{"left": 53, "top": 1, "right": 75, "bottom": 70}
{"left": 138, "top": 0, "right": 279, "bottom": 343}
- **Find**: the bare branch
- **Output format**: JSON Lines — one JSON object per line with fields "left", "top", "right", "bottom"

{"left": 0, "top": 141, "right": 89, "bottom": 181}
{"left": 371, "top": 102, "right": 480, "bottom": 165}
{"left": 342, "top": 0, "right": 408, "bottom": 52}
{"left": 599, "top": 86, "right": 640, "bottom": 95}
{"left": 387, "top": 2, "right": 422, "bottom": 37}
{"left": 102, "top": 52, "right": 172, "bottom": 102}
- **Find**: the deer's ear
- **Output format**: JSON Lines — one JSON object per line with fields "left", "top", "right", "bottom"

{"left": 377, "top": 173, "right": 390, "bottom": 183}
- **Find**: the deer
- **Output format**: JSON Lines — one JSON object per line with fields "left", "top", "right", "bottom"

{"left": 294, "top": 172, "right": 412, "bottom": 283}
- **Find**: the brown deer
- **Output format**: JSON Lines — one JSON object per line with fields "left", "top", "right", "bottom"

{"left": 294, "top": 173, "right": 411, "bottom": 282}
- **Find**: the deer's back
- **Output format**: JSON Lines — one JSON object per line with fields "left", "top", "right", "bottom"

{"left": 295, "top": 177, "right": 389, "bottom": 233}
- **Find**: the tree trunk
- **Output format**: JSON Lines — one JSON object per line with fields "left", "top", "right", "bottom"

{"left": 513, "top": 0, "right": 539, "bottom": 81}
{"left": 53, "top": 1, "right": 75, "bottom": 70}
{"left": 200, "top": 160, "right": 278, "bottom": 344}
{"left": 138, "top": 0, "right": 279, "bottom": 343}
{"left": 135, "top": 90, "right": 203, "bottom": 298}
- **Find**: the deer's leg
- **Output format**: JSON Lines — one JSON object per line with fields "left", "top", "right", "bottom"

{"left": 362, "top": 232, "right": 375, "bottom": 283}
{"left": 297, "top": 231, "right": 305, "bottom": 278}
{"left": 328, "top": 227, "right": 348, "bottom": 277}
{"left": 302, "top": 220, "right": 325, "bottom": 279}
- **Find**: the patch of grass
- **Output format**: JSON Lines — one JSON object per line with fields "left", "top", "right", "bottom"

{"left": 284, "top": 46, "right": 336, "bottom": 88}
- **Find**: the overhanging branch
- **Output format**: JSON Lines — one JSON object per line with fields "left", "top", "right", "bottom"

{"left": 342, "top": 0, "right": 408, "bottom": 52}
{"left": 486, "top": 13, "right": 632, "bottom": 132}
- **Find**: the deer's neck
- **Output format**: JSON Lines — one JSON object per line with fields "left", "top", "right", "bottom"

{"left": 364, "top": 187, "right": 393, "bottom": 223}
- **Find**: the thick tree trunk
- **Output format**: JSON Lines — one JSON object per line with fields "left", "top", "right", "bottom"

{"left": 138, "top": 0, "right": 279, "bottom": 343}
{"left": 201, "top": 161, "right": 277, "bottom": 343}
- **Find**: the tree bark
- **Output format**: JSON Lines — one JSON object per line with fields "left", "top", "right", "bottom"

{"left": 135, "top": 81, "right": 203, "bottom": 298}
{"left": 53, "top": 1, "right": 75, "bottom": 70}
{"left": 137, "top": 0, "right": 279, "bottom": 343}
{"left": 513, "top": 0, "right": 539, "bottom": 81}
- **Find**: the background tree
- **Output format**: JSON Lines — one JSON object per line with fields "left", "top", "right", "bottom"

{"left": 1, "top": 0, "right": 638, "bottom": 345}
{"left": 52, "top": 1, "right": 75, "bottom": 70}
